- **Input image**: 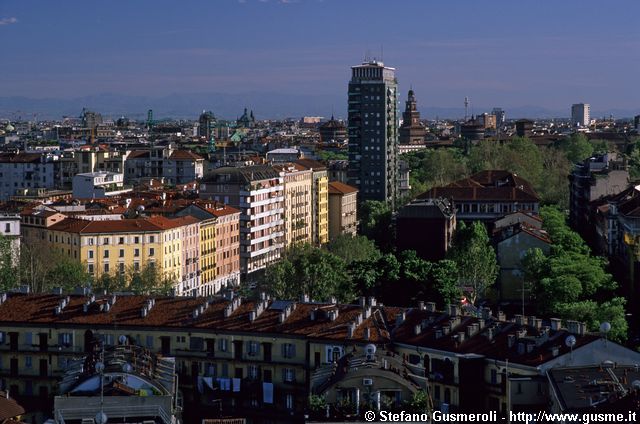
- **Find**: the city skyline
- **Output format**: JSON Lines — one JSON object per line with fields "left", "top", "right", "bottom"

{"left": 0, "top": 0, "right": 638, "bottom": 119}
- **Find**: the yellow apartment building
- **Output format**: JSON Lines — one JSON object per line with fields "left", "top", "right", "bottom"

{"left": 275, "top": 164, "right": 313, "bottom": 247}
{"left": 296, "top": 159, "right": 329, "bottom": 246}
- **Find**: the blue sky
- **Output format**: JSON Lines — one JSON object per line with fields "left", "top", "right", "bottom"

{"left": 0, "top": 0, "right": 638, "bottom": 112}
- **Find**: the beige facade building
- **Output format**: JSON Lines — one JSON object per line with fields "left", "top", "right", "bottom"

{"left": 328, "top": 181, "right": 358, "bottom": 240}
{"left": 275, "top": 163, "right": 313, "bottom": 247}
{"left": 296, "top": 159, "right": 329, "bottom": 245}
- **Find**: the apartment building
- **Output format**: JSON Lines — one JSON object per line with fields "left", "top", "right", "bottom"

{"left": 419, "top": 170, "right": 540, "bottom": 222}
{"left": 327, "top": 181, "right": 358, "bottom": 240}
{"left": 21, "top": 216, "right": 197, "bottom": 291}
{"left": 0, "top": 293, "right": 638, "bottom": 423}
{"left": 296, "top": 159, "right": 329, "bottom": 246}
{"left": 71, "top": 171, "right": 132, "bottom": 199}
{"left": 125, "top": 144, "right": 204, "bottom": 186}
{"left": 0, "top": 214, "right": 21, "bottom": 267}
{"left": 200, "top": 166, "right": 284, "bottom": 279}
{"left": 0, "top": 153, "right": 56, "bottom": 201}
{"left": 55, "top": 146, "right": 128, "bottom": 188}
{"left": 274, "top": 163, "right": 313, "bottom": 247}
{"left": 176, "top": 203, "right": 241, "bottom": 295}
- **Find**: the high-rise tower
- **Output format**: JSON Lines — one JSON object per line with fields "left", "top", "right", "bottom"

{"left": 347, "top": 60, "right": 398, "bottom": 206}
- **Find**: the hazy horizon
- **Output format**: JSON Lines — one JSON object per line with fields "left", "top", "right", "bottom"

{"left": 1, "top": 0, "right": 638, "bottom": 119}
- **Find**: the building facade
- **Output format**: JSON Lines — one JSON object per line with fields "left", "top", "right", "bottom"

{"left": 72, "top": 171, "right": 132, "bottom": 199}
{"left": 347, "top": 60, "right": 399, "bottom": 206}
{"left": 1, "top": 293, "right": 639, "bottom": 423}
{"left": 200, "top": 166, "right": 285, "bottom": 279}
{"left": 396, "top": 198, "right": 456, "bottom": 262}
{"left": 0, "top": 153, "right": 56, "bottom": 201}
{"left": 571, "top": 103, "right": 591, "bottom": 127}
{"left": 568, "top": 152, "right": 629, "bottom": 243}
{"left": 296, "top": 159, "right": 329, "bottom": 246}
{"left": 328, "top": 181, "right": 358, "bottom": 240}
{"left": 419, "top": 171, "right": 540, "bottom": 222}
{"left": 275, "top": 164, "right": 313, "bottom": 247}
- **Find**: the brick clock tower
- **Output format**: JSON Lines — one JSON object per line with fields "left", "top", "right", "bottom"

{"left": 399, "top": 89, "right": 426, "bottom": 145}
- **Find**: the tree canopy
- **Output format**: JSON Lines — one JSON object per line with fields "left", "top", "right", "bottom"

{"left": 447, "top": 221, "right": 498, "bottom": 304}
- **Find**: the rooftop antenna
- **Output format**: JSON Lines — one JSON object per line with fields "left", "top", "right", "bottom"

{"left": 464, "top": 97, "right": 469, "bottom": 121}
{"left": 380, "top": 44, "right": 384, "bottom": 62}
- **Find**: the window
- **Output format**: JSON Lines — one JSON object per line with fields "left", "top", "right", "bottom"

{"left": 134, "top": 236, "right": 140, "bottom": 244}
{"left": 218, "top": 338, "right": 228, "bottom": 352}
{"left": 119, "top": 237, "right": 125, "bottom": 244}
{"left": 58, "top": 333, "right": 72, "bottom": 347}
{"left": 248, "top": 365, "right": 259, "bottom": 380}
{"left": 247, "top": 341, "right": 259, "bottom": 356}
{"left": 25, "top": 332, "right": 32, "bottom": 345}
{"left": 134, "top": 248, "right": 140, "bottom": 257}
{"left": 103, "top": 250, "right": 109, "bottom": 259}
{"left": 282, "top": 343, "right": 295, "bottom": 359}
{"left": 491, "top": 369, "right": 497, "bottom": 385}
{"left": 104, "top": 263, "right": 109, "bottom": 273}
{"left": 88, "top": 264, "right": 94, "bottom": 274}
{"left": 285, "top": 394, "right": 294, "bottom": 410}
{"left": 190, "top": 337, "right": 204, "bottom": 351}
{"left": 0, "top": 332, "right": 4, "bottom": 344}
{"left": 103, "top": 237, "right": 109, "bottom": 245}
{"left": 119, "top": 249, "right": 124, "bottom": 258}
{"left": 146, "top": 336, "right": 154, "bottom": 348}
{"left": 118, "top": 263, "right": 125, "bottom": 274}
{"left": 4, "top": 223, "right": 9, "bottom": 233}
{"left": 134, "top": 262, "right": 140, "bottom": 271}
{"left": 149, "top": 248, "right": 155, "bottom": 257}
{"left": 149, "top": 235, "right": 155, "bottom": 243}
{"left": 283, "top": 368, "right": 295, "bottom": 382}
{"left": 88, "top": 238, "right": 94, "bottom": 245}
{"left": 176, "top": 336, "right": 186, "bottom": 343}
{"left": 25, "top": 356, "right": 32, "bottom": 368}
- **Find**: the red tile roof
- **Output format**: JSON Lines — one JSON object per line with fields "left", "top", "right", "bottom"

{"left": 419, "top": 170, "right": 540, "bottom": 202}
{"left": 328, "top": 181, "right": 358, "bottom": 195}
{"left": 169, "top": 150, "right": 203, "bottom": 161}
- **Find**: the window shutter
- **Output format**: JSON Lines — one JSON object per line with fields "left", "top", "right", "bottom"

{"left": 291, "top": 344, "right": 296, "bottom": 358}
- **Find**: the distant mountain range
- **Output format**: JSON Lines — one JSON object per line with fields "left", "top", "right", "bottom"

{"left": 0, "top": 93, "right": 636, "bottom": 121}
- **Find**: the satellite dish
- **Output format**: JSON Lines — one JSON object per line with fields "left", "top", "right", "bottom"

{"left": 632, "top": 380, "right": 640, "bottom": 390}
{"left": 565, "top": 335, "right": 576, "bottom": 348}
{"left": 118, "top": 335, "right": 128, "bottom": 345}
{"left": 122, "top": 363, "right": 133, "bottom": 373}
{"left": 600, "top": 322, "right": 611, "bottom": 333}
{"left": 95, "top": 411, "right": 108, "bottom": 424}
{"left": 364, "top": 344, "right": 377, "bottom": 356}
{"left": 95, "top": 362, "right": 105, "bottom": 373}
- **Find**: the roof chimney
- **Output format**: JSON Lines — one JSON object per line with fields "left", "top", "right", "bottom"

{"left": 550, "top": 318, "right": 562, "bottom": 331}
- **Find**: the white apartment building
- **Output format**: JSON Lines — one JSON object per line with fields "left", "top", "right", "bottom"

{"left": 571, "top": 103, "right": 591, "bottom": 127}
{"left": 72, "top": 171, "right": 132, "bottom": 199}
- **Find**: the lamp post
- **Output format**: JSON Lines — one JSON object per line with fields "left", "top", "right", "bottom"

{"left": 95, "top": 341, "right": 108, "bottom": 424}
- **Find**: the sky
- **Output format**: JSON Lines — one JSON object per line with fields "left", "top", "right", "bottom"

{"left": 0, "top": 0, "right": 638, "bottom": 116}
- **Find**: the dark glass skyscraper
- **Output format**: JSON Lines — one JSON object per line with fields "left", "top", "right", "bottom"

{"left": 347, "top": 60, "right": 398, "bottom": 206}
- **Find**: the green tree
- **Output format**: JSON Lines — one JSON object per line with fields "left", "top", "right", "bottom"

{"left": 447, "top": 222, "right": 498, "bottom": 304}
{"left": 430, "top": 259, "right": 462, "bottom": 307}
{"left": 359, "top": 200, "right": 394, "bottom": 251}
{"left": 0, "top": 234, "right": 17, "bottom": 291}
{"left": 404, "top": 390, "right": 431, "bottom": 413}
{"left": 46, "top": 252, "right": 90, "bottom": 292}
{"left": 260, "top": 245, "right": 354, "bottom": 303}
{"left": 558, "top": 133, "right": 594, "bottom": 163}
{"left": 327, "top": 234, "right": 381, "bottom": 265}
